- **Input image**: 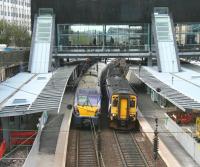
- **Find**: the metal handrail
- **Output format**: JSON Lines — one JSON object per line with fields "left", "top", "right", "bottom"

{"left": 55, "top": 45, "right": 151, "bottom": 53}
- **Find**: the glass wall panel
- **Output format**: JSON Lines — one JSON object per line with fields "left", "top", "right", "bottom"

{"left": 175, "top": 23, "right": 200, "bottom": 51}
{"left": 57, "top": 24, "right": 149, "bottom": 52}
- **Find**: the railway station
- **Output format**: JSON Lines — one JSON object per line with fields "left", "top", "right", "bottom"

{"left": 0, "top": 0, "right": 200, "bottom": 166}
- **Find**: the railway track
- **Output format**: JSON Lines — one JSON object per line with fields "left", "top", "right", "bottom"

{"left": 76, "top": 130, "right": 100, "bottom": 167}
{"left": 0, "top": 146, "right": 31, "bottom": 167}
{"left": 113, "top": 131, "right": 149, "bottom": 167}
{"left": 66, "top": 120, "right": 101, "bottom": 167}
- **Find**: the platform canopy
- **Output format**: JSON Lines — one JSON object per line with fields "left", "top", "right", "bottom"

{"left": 31, "top": 0, "right": 200, "bottom": 24}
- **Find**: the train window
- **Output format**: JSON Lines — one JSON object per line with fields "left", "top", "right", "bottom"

{"left": 78, "top": 95, "right": 88, "bottom": 105}
{"left": 112, "top": 99, "right": 118, "bottom": 107}
{"left": 130, "top": 100, "right": 135, "bottom": 107}
{"left": 88, "top": 96, "right": 98, "bottom": 106}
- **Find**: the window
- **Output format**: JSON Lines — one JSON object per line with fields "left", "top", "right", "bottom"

{"left": 130, "top": 99, "right": 135, "bottom": 108}
{"left": 88, "top": 96, "right": 98, "bottom": 106}
{"left": 112, "top": 98, "right": 118, "bottom": 107}
{"left": 13, "top": 99, "right": 27, "bottom": 104}
{"left": 78, "top": 95, "right": 87, "bottom": 106}
{"left": 78, "top": 95, "right": 99, "bottom": 106}
{"left": 37, "top": 77, "right": 47, "bottom": 80}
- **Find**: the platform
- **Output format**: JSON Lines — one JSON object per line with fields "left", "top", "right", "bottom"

{"left": 23, "top": 90, "right": 74, "bottom": 167}
{"left": 127, "top": 66, "right": 200, "bottom": 166}
{"left": 137, "top": 91, "right": 198, "bottom": 167}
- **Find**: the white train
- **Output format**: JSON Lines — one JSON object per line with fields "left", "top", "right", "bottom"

{"left": 73, "top": 62, "right": 106, "bottom": 127}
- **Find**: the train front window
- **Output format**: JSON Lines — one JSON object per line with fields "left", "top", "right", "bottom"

{"left": 88, "top": 96, "right": 99, "bottom": 106}
{"left": 112, "top": 98, "right": 118, "bottom": 107}
{"left": 78, "top": 95, "right": 88, "bottom": 106}
{"left": 130, "top": 99, "right": 135, "bottom": 108}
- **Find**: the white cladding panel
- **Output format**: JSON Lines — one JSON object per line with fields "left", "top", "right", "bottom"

{"left": 31, "top": 16, "right": 53, "bottom": 74}
{"left": 31, "top": 43, "right": 51, "bottom": 73}
{"left": 155, "top": 15, "right": 179, "bottom": 72}
{"left": 158, "top": 42, "right": 179, "bottom": 72}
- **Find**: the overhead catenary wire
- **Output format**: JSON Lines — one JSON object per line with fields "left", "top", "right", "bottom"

{"left": 0, "top": 61, "right": 98, "bottom": 160}
{"left": 0, "top": 127, "right": 196, "bottom": 134}
{"left": 0, "top": 68, "right": 74, "bottom": 161}
{"left": 0, "top": 62, "right": 196, "bottom": 110}
{"left": 0, "top": 61, "right": 199, "bottom": 162}
{"left": 0, "top": 65, "right": 196, "bottom": 133}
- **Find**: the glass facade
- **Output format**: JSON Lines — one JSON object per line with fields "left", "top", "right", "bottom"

{"left": 175, "top": 23, "right": 200, "bottom": 51}
{"left": 57, "top": 23, "right": 200, "bottom": 53}
{"left": 57, "top": 24, "right": 149, "bottom": 52}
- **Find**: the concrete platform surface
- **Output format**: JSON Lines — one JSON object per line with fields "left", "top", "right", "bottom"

{"left": 39, "top": 114, "right": 64, "bottom": 154}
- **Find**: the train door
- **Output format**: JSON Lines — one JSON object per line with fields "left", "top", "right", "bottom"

{"left": 120, "top": 98, "right": 128, "bottom": 119}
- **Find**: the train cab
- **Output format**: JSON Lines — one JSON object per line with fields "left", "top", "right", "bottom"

{"left": 109, "top": 93, "right": 137, "bottom": 129}
{"left": 106, "top": 63, "right": 138, "bottom": 130}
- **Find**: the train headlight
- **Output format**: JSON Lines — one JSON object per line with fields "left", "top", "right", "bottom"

{"left": 74, "top": 107, "right": 79, "bottom": 116}
{"left": 76, "top": 111, "right": 80, "bottom": 116}
{"left": 111, "top": 113, "right": 118, "bottom": 119}
{"left": 129, "top": 114, "right": 136, "bottom": 119}
{"left": 112, "top": 113, "right": 116, "bottom": 117}
{"left": 110, "top": 113, "right": 116, "bottom": 120}
{"left": 110, "top": 116, "right": 113, "bottom": 120}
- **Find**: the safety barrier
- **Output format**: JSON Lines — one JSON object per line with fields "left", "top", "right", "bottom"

{"left": 0, "top": 140, "right": 6, "bottom": 159}
{"left": 10, "top": 131, "right": 37, "bottom": 146}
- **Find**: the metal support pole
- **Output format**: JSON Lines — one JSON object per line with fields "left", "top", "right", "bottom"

{"left": 98, "top": 128, "right": 101, "bottom": 166}
{"left": 153, "top": 118, "right": 159, "bottom": 167}
{"left": 149, "top": 23, "right": 152, "bottom": 52}
{"left": 103, "top": 25, "right": 106, "bottom": 50}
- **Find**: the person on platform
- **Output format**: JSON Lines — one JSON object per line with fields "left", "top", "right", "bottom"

{"left": 110, "top": 36, "right": 114, "bottom": 46}
{"left": 93, "top": 38, "right": 96, "bottom": 46}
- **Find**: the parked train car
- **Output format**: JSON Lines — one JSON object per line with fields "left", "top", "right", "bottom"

{"left": 73, "top": 62, "right": 106, "bottom": 127}
{"left": 106, "top": 63, "right": 138, "bottom": 130}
